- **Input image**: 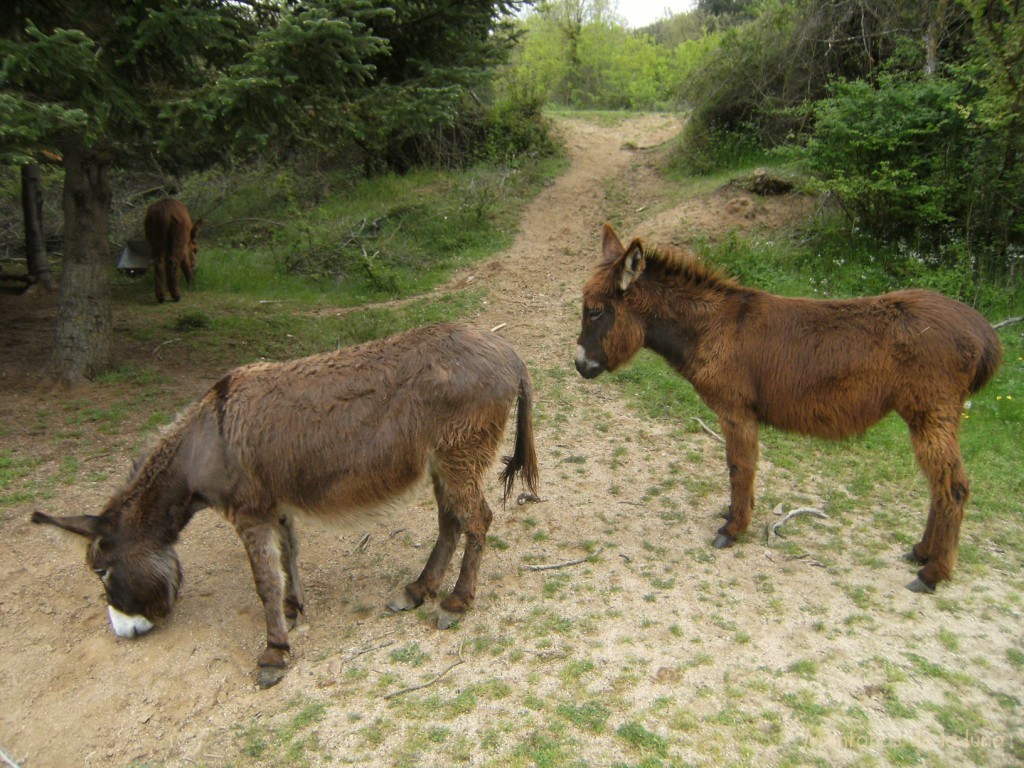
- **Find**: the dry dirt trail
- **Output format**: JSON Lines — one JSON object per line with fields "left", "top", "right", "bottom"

{"left": 0, "top": 113, "right": 683, "bottom": 768}
{"left": 2, "top": 114, "right": 1020, "bottom": 768}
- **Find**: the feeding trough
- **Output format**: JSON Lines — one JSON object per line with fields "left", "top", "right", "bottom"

{"left": 117, "top": 239, "right": 151, "bottom": 276}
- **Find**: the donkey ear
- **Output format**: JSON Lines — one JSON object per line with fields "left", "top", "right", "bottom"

{"left": 31, "top": 511, "right": 102, "bottom": 540}
{"left": 602, "top": 223, "right": 625, "bottom": 262}
{"left": 617, "top": 240, "right": 646, "bottom": 292}
{"left": 191, "top": 218, "right": 203, "bottom": 239}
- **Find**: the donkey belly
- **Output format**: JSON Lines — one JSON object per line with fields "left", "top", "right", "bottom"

{"left": 278, "top": 452, "right": 431, "bottom": 527}
{"left": 761, "top": 390, "right": 890, "bottom": 440}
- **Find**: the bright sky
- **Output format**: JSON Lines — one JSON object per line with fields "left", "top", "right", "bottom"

{"left": 612, "top": 0, "right": 695, "bottom": 28}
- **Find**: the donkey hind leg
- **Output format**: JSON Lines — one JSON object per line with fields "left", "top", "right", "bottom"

{"left": 386, "top": 479, "right": 462, "bottom": 615}
{"left": 235, "top": 516, "right": 292, "bottom": 688}
{"left": 905, "top": 415, "right": 970, "bottom": 594}
{"left": 167, "top": 254, "right": 183, "bottom": 301}
{"left": 154, "top": 253, "right": 168, "bottom": 303}
{"left": 713, "top": 413, "right": 760, "bottom": 548}
{"left": 279, "top": 514, "right": 305, "bottom": 628}
{"left": 437, "top": 492, "right": 493, "bottom": 629}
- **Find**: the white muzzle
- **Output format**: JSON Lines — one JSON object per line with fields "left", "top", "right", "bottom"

{"left": 107, "top": 606, "right": 154, "bottom": 638}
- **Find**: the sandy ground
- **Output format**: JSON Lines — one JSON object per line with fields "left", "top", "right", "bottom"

{"left": 1, "top": 115, "right": 1020, "bottom": 768}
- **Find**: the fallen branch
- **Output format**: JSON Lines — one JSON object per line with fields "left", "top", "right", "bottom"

{"left": 152, "top": 338, "right": 180, "bottom": 358}
{"left": 383, "top": 657, "right": 465, "bottom": 700}
{"left": 692, "top": 417, "right": 725, "bottom": 444}
{"left": 490, "top": 322, "right": 508, "bottom": 333}
{"left": 520, "top": 548, "right": 603, "bottom": 571}
{"left": 342, "top": 638, "right": 395, "bottom": 664}
{"left": 993, "top": 315, "right": 1022, "bottom": 330}
{"left": 766, "top": 506, "right": 828, "bottom": 546}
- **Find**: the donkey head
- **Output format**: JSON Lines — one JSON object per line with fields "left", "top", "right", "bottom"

{"left": 575, "top": 224, "right": 647, "bottom": 379}
{"left": 31, "top": 507, "right": 182, "bottom": 638}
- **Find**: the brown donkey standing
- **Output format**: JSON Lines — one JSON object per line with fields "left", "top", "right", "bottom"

{"left": 575, "top": 224, "right": 1002, "bottom": 593}
{"left": 144, "top": 197, "right": 202, "bottom": 303}
{"left": 33, "top": 323, "right": 539, "bottom": 687}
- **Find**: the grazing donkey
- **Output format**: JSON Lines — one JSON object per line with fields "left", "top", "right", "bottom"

{"left": 144, "top": 197, "right": 201, "bottom": 303}
{"left": 575, "top": 224, "right": 1002, "bottom": 593}
{"left": 33, "top": 323, "right": 539, "bottom": 688}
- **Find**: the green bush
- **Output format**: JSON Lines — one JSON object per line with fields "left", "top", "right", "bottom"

{"left": 802, "top": 74, "right": 968, "bottom": 240}
{"left": 481, "top": 81, "right": 559, "bottom": 165}
{"left": 668, "top": 115, "right": 767, "bottom": 176}
{"left": 801, "top": 70, "right": 1024, "bottom": 281}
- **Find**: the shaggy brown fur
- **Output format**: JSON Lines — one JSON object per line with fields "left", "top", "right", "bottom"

{"left": 144, "top": 198, "right": 201, "bottom": 303}
{"left": 575, "top": 224, "right": 1002, "bottom": 593}
{"left": 34, "top": 323, "right": 539, "bottom": 687}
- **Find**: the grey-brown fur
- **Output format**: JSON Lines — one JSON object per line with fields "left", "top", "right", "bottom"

{"left": 33, "top": 323, "right": 539, "bottom": 687}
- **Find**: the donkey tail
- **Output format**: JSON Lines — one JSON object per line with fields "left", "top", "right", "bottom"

{"left": 970, "top": 324, "right": 1004, "bottom": 394}
{"left": 500, "top": 371, "right": 540, "bottom": 505}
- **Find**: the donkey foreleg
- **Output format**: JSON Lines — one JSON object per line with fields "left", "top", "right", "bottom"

{"left": 181, "top": 255, "right": 196, "bottom": 286}
{"left": 714, "top": 414, "right": 759, "bottom": 548}
{"left": 236, "top": 517, "right": 292, "bottom": 688}
{"left": 279, "top": 515, "right": 305, "bottom": 627}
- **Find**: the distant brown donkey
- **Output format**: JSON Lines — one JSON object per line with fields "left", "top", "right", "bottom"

{"left": 33, "top": 323, "right": 539, "bottom": 688}
{"left": 144, "top": 197, "right": 202, "bottom": 303}
{"left": 575, "top": 224, "right": 1002, "bottom": 593}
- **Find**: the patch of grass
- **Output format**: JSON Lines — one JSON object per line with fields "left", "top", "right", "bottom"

{"left": 556, "top": 700, "right": 611, "bottom": 733}
{"left": 903, "top": 652, "right": 973, "bottom": 688}
{"left": 926, "top": 699, "right": 988, "bottom": 739}
{"left": 510, "top": 729, "right": 581, "bottom": 768}
{"left": 390, "top": 642, "right": 428, "bottom": 666}
{"left": 1007, "top": 648, "right": 1024, "bottom": 669}
{"left": 234, "top": 697, "right": 328, "bottom": 765}
{"left": 615, "top": 722, "right": 669, "bottom": 757}
{"left": 780, "top": 689, "right": 832, "bottom": 726}
{"left": 885, "top": 740, "right": 930, "bottom": 766}
{"left": 0, "top": 451, "right": 42, "bottom": 512}
{"left": 787, "top": 659, "right": 818, "bottom": 680}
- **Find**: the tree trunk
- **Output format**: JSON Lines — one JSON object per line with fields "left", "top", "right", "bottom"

{"left": 51, "top": 137, "right": 113, "bottom": 385}
{"left": 21, "top": 163, "right": 55, "bottom": 292}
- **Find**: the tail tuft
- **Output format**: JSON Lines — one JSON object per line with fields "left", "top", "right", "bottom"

{"left": 499, "top": 373, "right": 540, "bottom": 505}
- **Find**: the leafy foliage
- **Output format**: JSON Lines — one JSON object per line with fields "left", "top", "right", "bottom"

{"left": 803, "top": 74, "right": 969, "bottom": 238}
{"left": 503, "top": 2, "right": 678, "bottom": 110}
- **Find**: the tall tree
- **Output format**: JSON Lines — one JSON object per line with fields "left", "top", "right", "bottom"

{"left": 1, "top": 1, "right": 265, "bottom": 383}
{"left": 4, "top": 1, "right": 528, "bottom": 383}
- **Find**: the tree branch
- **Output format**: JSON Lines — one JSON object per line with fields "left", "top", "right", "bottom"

{"left": 383, "top": 657, "right": 465, "bottom": 700}
{"left": 520, "top": 548, "right": 603, "bottom": 571}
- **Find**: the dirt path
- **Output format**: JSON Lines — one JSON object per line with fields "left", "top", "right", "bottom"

{"left": 1, "top": 115, "right": 1020, "bottom": 768}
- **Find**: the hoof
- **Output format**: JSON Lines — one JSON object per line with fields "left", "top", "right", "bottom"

{"left": 903, "top": 549, "right": 928, "bottom": 565}
{"left": 436, "top": 608, "right": 462, "bottom": 630}
{"left": 257, "top": 665, "right": 287, "bottom": 689}
{"left": 905, "top": 577, "right": 936, "bottom": 595}
{"left": 712, "top": 533, "right": 736, "bottom": 549}
{"left": 386, "top": 590, "right": 419, "bottom": 613}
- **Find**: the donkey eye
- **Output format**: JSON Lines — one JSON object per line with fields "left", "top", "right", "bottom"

{"left": 587, "top": 309, "right": 604, "bottom": 322}
{"left": 93, "top": 568, "right": 108, "bottom": 579}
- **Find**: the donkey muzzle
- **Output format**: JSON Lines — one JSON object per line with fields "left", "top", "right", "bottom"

{"left": 574, "top": 346, "right": 605, "bottom": 379}
{"left": 107, "top": 605, "right": 155, "bottom": 638}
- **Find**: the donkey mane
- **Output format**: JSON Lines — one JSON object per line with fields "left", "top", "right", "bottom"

{"left": 595, "top": 238, "right": 740, "bottom": 293}
{"left": 641, "top": 242, "right": 738, "bottom": 289}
